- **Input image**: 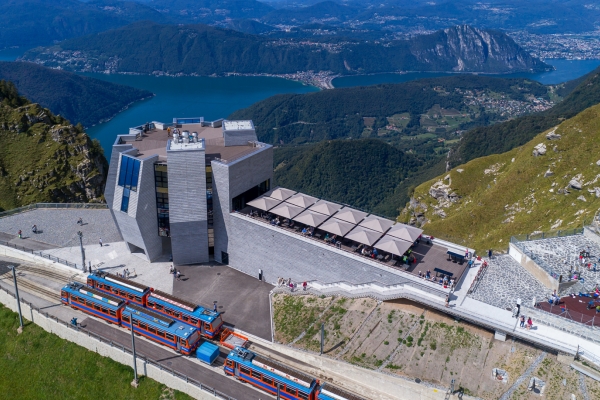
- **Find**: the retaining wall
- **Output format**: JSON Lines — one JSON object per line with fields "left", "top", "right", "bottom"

{"left": 508, "top": 243, "right": 559, "bottom": 292}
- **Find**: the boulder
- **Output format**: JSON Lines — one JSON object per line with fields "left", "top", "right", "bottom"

{"left": 532, "top": 143, "right": 546, "bottom": 156}
{"left": 595, "top": 187, "right": 600, "bottom": 198}
{"left": 569, "top": 179, "right": 582, "bottom": 190}
{"left": 577, "top": 195, "right": 586, "bottom": 202}
{"left": 544, "top": 170, "right": 553, "bottom": 177}
{"left": 596, "top": 160, "right": 600, "bottom": 166}
{"left": 546, "top": 132, "right": 561, "bottom": 140}
{"left": 429, "top": 180, "right": 452, "bottom": 200}
{"left": 456, "top": 168, "right": 464, "bottom": 173}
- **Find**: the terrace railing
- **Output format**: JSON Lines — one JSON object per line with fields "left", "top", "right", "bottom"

{"left": 0, "top": 203, "right": 108, "bottom": 219}
{"left": 510, "top": 228, "right": 584, "bottom": 243}
{"left": 0, "top": 239, "right": 81, "bottom": 270}
{"left": 0, "top": 286, "right": 238, "bottom": 400}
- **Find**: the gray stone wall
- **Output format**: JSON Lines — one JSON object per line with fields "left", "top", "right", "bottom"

{"left": 212, "top": 145, "right": 273, "bottom": 263}
{"left": 228, "top": 213, "right": 411, "bottom": 286}
{"left": 223, "top": 130, "right": 257, "bottom": 147}
{"left": 167, "top": 148, "right": 208, "bottom": 265}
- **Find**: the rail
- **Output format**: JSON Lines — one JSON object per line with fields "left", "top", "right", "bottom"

{"left": 467, "top": 260, "right": 489, "bottom": 295}
{"left": 0, "top": 202, "right": 108, "bottom": 219}
{"left": 0, "top": 285, "right": 237, "bottom": 400}
{"left": 0, "top": 239, "right": 80, "bottom": 270}
{"left": 510, "top": 228, "right": 584, "bottom": 243}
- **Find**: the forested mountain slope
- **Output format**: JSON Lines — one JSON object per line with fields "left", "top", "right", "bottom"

{"left": 401, "top": 103, "right": 600, "bottom": 252}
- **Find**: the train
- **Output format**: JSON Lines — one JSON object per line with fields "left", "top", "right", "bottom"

{"left": 224, "top": 347, "right": 363, "bottom": 400}
{"left": 86, "top": 271, "right": 224, "bottom": 338}
{"left": 61, "top": 282, "right": 201, "bottom": 355}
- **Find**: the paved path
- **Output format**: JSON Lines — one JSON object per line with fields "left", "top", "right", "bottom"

{"left": 0, "top": 231, "right": 57, "bottom": 251}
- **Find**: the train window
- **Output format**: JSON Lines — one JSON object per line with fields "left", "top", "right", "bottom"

{"left": 94, "top": 305, "right": 101, "bottom": 311}
{"left": 86, "top": 300, "right": 93, "bottom": 306}
{"left": 134, "top": 296, "right": 142, "bottom": 302}
{"left": 180, "top": 315, "right": 187, "bottom": 321}
{"left": 109, "top": 310, "right": 116, "bottom": 316}
{"left": 122, "top": 315, "right": 130, "bottom": 322}
{"left": 165, "top": 308, "right": 173, "bottom": 315}
{"left": 173, "top": 312, "right": 180, "bottom": 318}
{"left": 240, "top": 366, "right": 251, "bottom": 375}
{"left": 285, "top": 386, "right": 297, "bottom": 396}
{"left": 166, "top": 333, "right": 174, "bottom": 340}
{"left": 139, "top": 322, "right": 148, "bottom": 330}
{"left": 147, "top": 300, "right": 155, "bottom": 307}
{"left": 262, "top": 376, "right": 273, "bottom": 386}
{"left": 101, "top": 307, "right": 108, "bottom": 314}
{"left": 105, "top": 285, "right": 111, "bottom": 291}
{"left": 190, "top": 318, "right": 198, "bottom": 325}
{"left": 226, "top": 360, "right": 234, "bottom": 367}
{"left": 155, "top": 304, "right": 163, "bottom": 310}
{"left": 127, "top": 294, "right": 134, "bottom": 300}
{"left": 157, "top": 330, "right": 165, "bottom": 338}
{"left": 251, "top": 370, "right": 261, "bottom": 379}
{"left": 148, "top": 327, "right": 157, "bottom": 334}
{"left": 298, "top": 391, "right": 308, "bottom": 400}
{"left": 118, "top": 290, "right": 125, "bottom": 296}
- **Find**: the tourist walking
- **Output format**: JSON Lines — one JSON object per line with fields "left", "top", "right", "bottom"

{"left": 77, "top": 217, "right": 83, "bottom": 225}
{"left": 488, "top": 249, "right": 492, "bottom": 259}
{"left": 213, "top": 303, "right": 218, "bottom": 313}
{"left": 31, "top": 224, "right": 37, "bottom": 234}
{"left": 176, "top": 270, "right": 182, "bottom": 281}
{"left": 17, "top": 229, "right": 22, "bottom": 239}
{"left": 303, "top": 281, "right": 307, "bottom": 291}
{"left": 169, "top": 264, "right": 174, "bottom": 274}
{"left": 520, "top": 315, "right": 525, "bottom": 328}
{"left": 526, "top": 317, "right": 533, "bottom": 330}
{"left": 516, "top": 298, "right": 521, "bottom": 316}
{"left": 99, "top": 237, "right": 103, "bottom": 247}
{"left": 445, "top": 294, "right": 450, "bottom": 307}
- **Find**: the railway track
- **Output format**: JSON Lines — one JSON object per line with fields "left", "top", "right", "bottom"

{"left": 0, "top": 272, "right": 61, "bottom": 301}
{"left": 17, "top": 265, "right": 83, "bottom": 284}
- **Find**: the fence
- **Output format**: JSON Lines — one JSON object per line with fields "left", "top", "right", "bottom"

{"left": 0, "top": 239, "right": 80, "bottom": 270}
{"left": 467, "top": 261, "right": 489, "bottom": 295}
{"left": 0, "top": 285, "right": 236, "bottom": 400}
{"left": 510, "top": 228, "right": 584, "bottom": 243}
{"left": 534, "top": 301, "right": 599, "bottom": 328}
{"left": 0, "top": 202, "right": 108, "bottom": 219}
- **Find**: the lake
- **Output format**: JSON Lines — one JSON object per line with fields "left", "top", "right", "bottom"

{"left": 332, "top": 59, "right": 600, "bottom": 87}
{"left": 84, "top": 74, "right": 318, "bottom": 153}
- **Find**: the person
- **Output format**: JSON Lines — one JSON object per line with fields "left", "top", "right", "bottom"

{"left": 588, "top": 299, "right": 595, "bottom": 310}
{"left": 289, "top": 281, "right": 294, "bottom": 292}
{"left": 176, "top": 270, "right": 182, "bottom": 281}
{"left": 445, "top": 294, "right": 450, "bottom": 307}
{"left": 520, "top": 315, "right": 525, "bottom": 328}
{"left": 516, "top": 298, "right": 521, "bottom": 316}
{"left": 77, "top": 217, "right": 83, "bottom": 225}
{"left": 169, "top": 265, "right": 174, "bottom": 274}
{"left": 99, "top": 237, "right": 103, "bottom": 247}
{"left": 488, "top": 249, "right": 492, "bottom": 259}
{"left": 213, "top": 303, "right": 218, "bottom": 313}
{"left": 324, "top": 233, "right": 330, "bottom": 242}
{"left": 596, "top": 305, "right": 600, "bottom": 314}
{"left": 32, "top": 224, "right": 37, "bottom": 234}
{"left": 418, "top": 271, "right": 422, "bottom": 278}
{"left": 301, "top": 227, "right": 308, "bottom": 235}
{"left": 512, "top": 305, "right": 519, "bottom": 318}
{"left": 287, "top": 278, "right": 292, "bottom": 286}
{"left": 303, "top": 281, "right": 307, "bottom": 291}
{"left": 167, "top": 126, "right": 172, "bottom": 136}
{"left": 71, "top": 317, "right": 78, "bottom": 327}
{"left": 526, "top": 317, "right": 533, "bottom": 330}
{"left": 18, "top": 229, "right": 22, "bottom": 239}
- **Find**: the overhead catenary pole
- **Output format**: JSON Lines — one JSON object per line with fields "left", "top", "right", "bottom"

{"left": 130, "top": 318, "right": 139, "bottom": 388}
{"left": 77, "top": 231, "right": 85, "bottom": 272}
{"left": 10, "top": 266, "right": 24, "bottom": 332}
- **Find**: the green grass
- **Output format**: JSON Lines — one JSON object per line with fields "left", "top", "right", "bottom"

{"left": 401, "top": 102, "right": 600, "bottom": 252}
{"left": 0, "top": 305, "right": 192, "bottom": 400}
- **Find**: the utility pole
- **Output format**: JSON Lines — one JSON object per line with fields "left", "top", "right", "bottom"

{"left": 10, "top": 266, "right": 24, "bottom": 333}
{"left": 320, "top": 323, "right": 325, "bottom": 355}
{"left": 130, "top": 318, "right": 139, "bottom": 388}
{"left": 277, "top": 382, "right": 281, "bottom": 400}
{"left": 77, "top": 231, "right": 85, "bottom": 272}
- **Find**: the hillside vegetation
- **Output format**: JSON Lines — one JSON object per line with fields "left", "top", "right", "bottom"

{"left": 401, "top": 103, "right": 600, "bottom": 252}
{"left": 450, "top": 65, "right": 600, "bottom": 167}
{"left": 21, "top": 23, "right": 548, "bottom": 76}
{"left": 0, "top": 62, "right": 152, "bottom": 127}
{"left": 0, "top": 81, "right": 107, "bottom": 211}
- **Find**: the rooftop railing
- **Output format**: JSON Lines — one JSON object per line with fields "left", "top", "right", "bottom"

{"left": 0, "top": 203, "right": 108, "bottom": 219}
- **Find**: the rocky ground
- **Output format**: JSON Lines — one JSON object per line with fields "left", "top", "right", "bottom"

{"left": 272, "top": 295, "right": 600, "bottom": 399}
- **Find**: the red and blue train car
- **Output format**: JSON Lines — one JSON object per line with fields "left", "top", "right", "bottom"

{"left": 224, "top": 347, "right": 318, "bottom": 400}
{"left": 146, "top": 289, "right": 224, "bottom": 339}
{"left": 61, "top": 282, "right": 125, "bottom": 324}
{"left": 121, "top": 303, "right": 201, "bottom": 355}
{"left": 86, "top": 271, "right": 150, "bottom": 306}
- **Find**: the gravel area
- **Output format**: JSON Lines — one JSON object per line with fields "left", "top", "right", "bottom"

{"left": 0, "top": 209, "right": 122, "bottom": 247}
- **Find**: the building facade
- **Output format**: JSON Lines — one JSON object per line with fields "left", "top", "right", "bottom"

{"left": 105, "top": 118, "right": 273, "bottom": 265}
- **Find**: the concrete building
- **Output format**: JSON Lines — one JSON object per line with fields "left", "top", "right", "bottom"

{"left": 105, "top": 118, "right": 272, "bottom": 265}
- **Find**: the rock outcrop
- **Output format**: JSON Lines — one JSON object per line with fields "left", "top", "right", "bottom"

{"left": 533, "top": 143, "right": 546, "bottom": 156}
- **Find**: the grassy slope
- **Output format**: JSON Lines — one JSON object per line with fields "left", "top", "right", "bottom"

{"left": 401, "top": 103, "right": 600, "bottom": 252}
{"left": 0, "top": 305, "right": 191, "bottom": 400}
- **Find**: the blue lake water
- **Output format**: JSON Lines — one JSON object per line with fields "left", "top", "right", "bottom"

{"left": 84, "top": 74, "right": 318, "bottom": 153}
{"left": 0, "top": 48, "right": 27, "bottom": 61}
{"left": 332, "top": 59, "right": 600, "bottom": 87}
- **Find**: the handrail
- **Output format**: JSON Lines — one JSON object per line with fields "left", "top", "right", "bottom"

{"left": 0, "top": 239, "right": 80, "bottom": 270}
{"left": 0, "top": 285, "right": 237, "bottom": 400}
{"left": 0, "top": 203, "right": 108, "bottom": 219}
{"left": 467, "top": 260, "right": 488, "bottom": 295}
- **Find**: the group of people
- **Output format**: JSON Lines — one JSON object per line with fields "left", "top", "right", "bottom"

{"left": 117, "top": 268, "right": 133, "bottom": 279}
{"left": 301, "top": 226, "right": 315, "bottom": 236}
{"left": 324, "top": 234, "right": 341, "bottom": 248}
{"left": 519, "top": 315, "right": 534, "bottom": 330}
{"left": 277, "top": 277, "right": 307, "bottom": 292}
{"left": 169, "top": 264, "right": 182, "bottom": 280}
{"left": 418, "top": 270, "right": 455, "bottom": 288}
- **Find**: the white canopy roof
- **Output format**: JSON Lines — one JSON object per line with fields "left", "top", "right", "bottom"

{"left": 387, "top": 224, "right": 423, "bottom": 242}
{"left": 293, "top": 210, "right": 329, "bottom": 227}
{"left": 308, "top": 200, "right": 342, "bottom": 216}
{"left": 270, "top": 203, "right": 304, "bottom": 219}
{"left": 374, "top": 236, "right": 413, "bottom": 256}
{"left": 246, "top": 196, "right": 281, "bottom": 211}
{"left": 335, "top": 208, "right": 367, "bottom": 224}
{"left": 264, "top": 187, "right": 296, "bottom": 201}
{"left": 345, "top": 226, "right": 382, "bottom": 246}
{"left": 359, "top": 216, "right": 394, "bottom": 233}
{"left": 319, "top": 218, "right": 355, "bottom": 236}
{"left": 286, "top": 193, "right": 318, "bottom": 209}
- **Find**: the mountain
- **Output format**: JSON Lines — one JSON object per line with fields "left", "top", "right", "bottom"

{"left": 450, "top": 65, "right": 600, "bottom": 168}
{"left": 400, "top": 102, "right": 600, "bottom": 252}
{"left": 0, "top": 81, "right": 107, "bottom": 211}
{"left": 20, "top": 23, "right": 550, "bottom": 76}
{"left": 262, "top": 1, "right": 360, "bottom": 24}
{"left": 0, "top": 62, "right": 152, "bottom": 127}
{"left": 140, "top": 0, "right": 274, "bottom": 21}
{"left": 0, "top": 0, "right": 164, "bottom": 48}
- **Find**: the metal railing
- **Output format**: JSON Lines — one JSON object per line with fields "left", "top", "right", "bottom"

{"left": 0, "top": 203, "right": 108, "bottom": 219}
{"left": 0, "top": 239, "right": 80, "bottom": 270}
{"left": 0, "top": 286, "right": 237, "bottom": 400}
{"left": 510, "top": 228, "right": 584, "bottom": 243}
{"left": 467, "top": 260, "right": 489, "bottom": 295}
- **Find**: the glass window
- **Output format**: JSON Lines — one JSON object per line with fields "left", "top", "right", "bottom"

{"left": 148, "top": 327, "right": 157, "bottom": 334}
{"left": 122, "top": 315, "right": 130, "bottom": 322}
{"left": 190, "top": 318, "right": 198, "bottom": 325}
{"left": 240, "top": 366, "right": 250, "bottom": 375}
{"left": 139, "top": 322, "right": 147, "bottom": 330}
{"left": 285, "top": 386, "right": 297, "bottom": 396}
{"left": 118, "top": 156, "right": 141, "bottom": 191}
{"left": 298, "top": 391, "right": 309, "bottom": 400}
{"left": 109, "top": 310, "right": 116, "bottom": 316}
{"left": 166, "top": 333, "right": 174, "bottom": 340}
{"left": 121, "top": 188, "right": 130, "bottom": 213}
{"left": 147, "top": 301, "right": 155, "bottom": 307}
{"left": 226, "top": 360, "right": 234, "bottom": 367}
{"left": 134, "top": 296, "right": 142, "bottom": 302}
{"left": 251, "top": 370, "right": 261, "bottom": 379}
{"left": 262, "top": 376, "right": 273, "bottom": 386}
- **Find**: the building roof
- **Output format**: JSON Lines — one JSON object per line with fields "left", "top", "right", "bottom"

{"left": 359, "top": 215, "right": 394, "bottom": 233}
{"left": 270, "top": 203, "right": 304, "bottom": 219}
{"left": 309, "top": 200, "right": 342, "bottom": 216}
{"left": 374, "top": 236, "right": 413, "bottom": 257}
{"left": 319, "top": 218, "right": 355, "bottom": 236}
{"left": 345, "top": 226, "right": 382, "bottom": 246}
{"left": 265, "top": 187, "right": 296, "bottom": 201}
{"left": 246, "top": 197, "right": 281, "bottom": 211}
{"left": 387, "top": 224, "right": 423, "bottom": 242}
{"left": 223, "top": 120, "right": 254, "bottom": 131}
{"left": 286, "top": 193, "right": 318, "bottom": 209}
{"left": 293, "top": 210, "right": 329, "bottom": 227}
{"left": 335, "top": 208, "right": 367, "bottom": 224}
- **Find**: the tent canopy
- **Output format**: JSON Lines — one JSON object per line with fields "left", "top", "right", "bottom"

{"left": 286, "top": 193, "right": 318, "bottom": 209}
{"left": 359, "top": 216, "right": 394, "bottom": 233}
{"left": 387, "top": 224, "right": 423, "bottom": 242}
{"left": 264, "top": 187, "right": 296, "bottom": 201}
{"left": 345, "top": 226, "right": 382, "bottom": 246}
{"left": 319, "top": 218, "right": 354, "bottom": 236}
{"left": 309, "top": 200, "right": 342, "bottom": 216}
{"left": 374, "top": 237, "right": 412, "bottom": 257}
{"left": 335, "top": 208, "right": 367, "bottom": 224}
{"left": 293, "top": 210, "right": 329, "bottom": 227}
{"left": 246, "top": 196, "right": 281, "bottom": 211}
{"left": 270, "top": 203, "right": 304, "bottom": 219}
